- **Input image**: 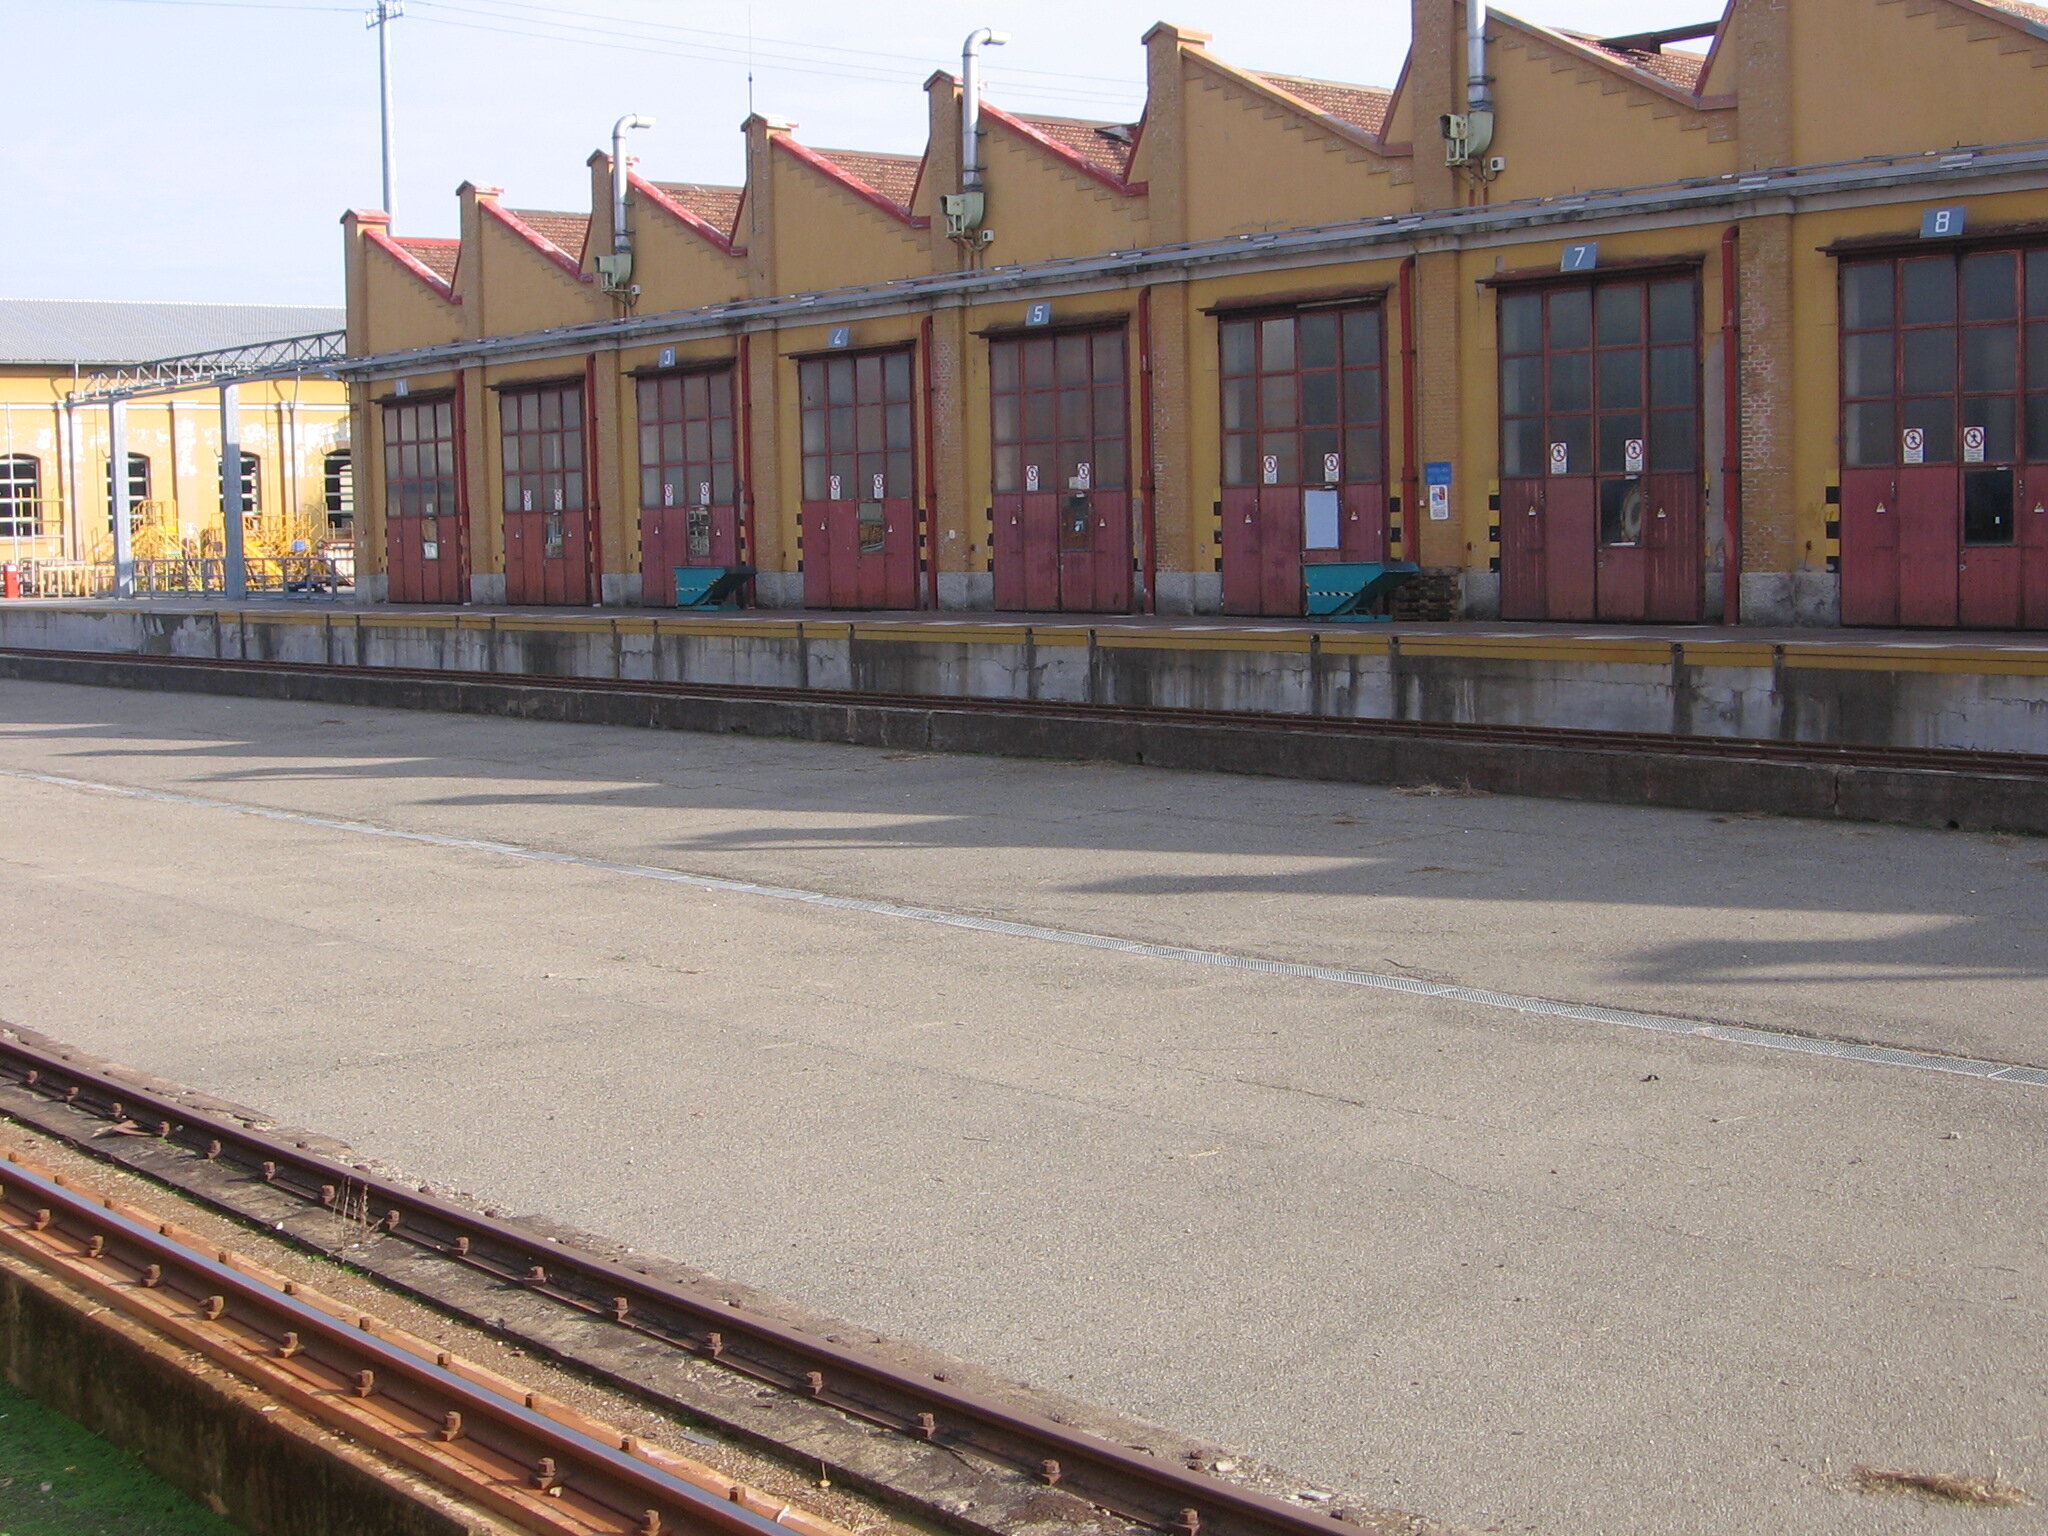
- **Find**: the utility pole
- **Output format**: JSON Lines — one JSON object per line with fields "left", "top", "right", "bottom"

{"left": 368, "top": 0, "right": 402, "bottom": 219}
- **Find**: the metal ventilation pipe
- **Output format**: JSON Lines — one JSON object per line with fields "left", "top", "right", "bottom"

{"left": 1464, "top": 2, "right": 1495, "bottom": 159}
{"left": 961, "top": 28, "right": 1010, "bottom": 193}
{"left": 611, "top": 113, "right": 656, "bottom": 256}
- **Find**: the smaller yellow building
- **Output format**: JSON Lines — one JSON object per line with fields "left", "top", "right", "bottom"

{"left": 0, "top": 300, "right": 350, "bottom": 589}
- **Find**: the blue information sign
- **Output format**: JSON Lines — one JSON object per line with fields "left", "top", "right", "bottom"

{"left": 1920, "top": 205, "right": 1967, "bottom": 238}
{"left": 1561, "top": 243, "right": 1599, "bottom": 272}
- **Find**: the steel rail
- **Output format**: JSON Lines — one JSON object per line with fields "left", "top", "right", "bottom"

{"left": 0, "top": 1035, "right": 1346, "bottom": 1536}
{"left": 5, "top": 643, "right": 2046, "bottom": 780}
{"left": 0, "top": 1151, "right": 824, "bottom": 1536}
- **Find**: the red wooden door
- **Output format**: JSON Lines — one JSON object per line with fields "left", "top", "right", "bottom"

{"left": 1217, "top": 305, "right": 1387, "bottom": 617}
{"left": 381, "top": 395, "right": 466, "bottom": 603}
{"left": 1838, "top": 469, "right": 1899, "bottom": 626}
{"left": 1499, "top": 478, "right": 1546, "bottom": 619}
{"left": 1497, "top": 277, "right": 1701, "bottom": 621}
{"left": 2022, "top": 469, "right": 2048, "bottom": 627}
{"left": 799, "top": 352, "right": 918, "bottom": 611}
{"left": 1958, "top": 466, "right": 2021, "bottom": 628}
{"left": 499, "top": 383, "right": 590, "bottom": 606}
{"left": 1896, "top": 463, "right": 1958, "bottom": 626}
{"left": 989, "top": 329, "right": 1131, "bottom": 613}
{"left": 638, "top": 367, "right": 739, "bottom": 605}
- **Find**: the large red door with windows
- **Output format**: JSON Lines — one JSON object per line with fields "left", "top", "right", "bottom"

{"left": 500, "top": 383, "right": 591, "bottom": 606}
{"left": 1838, "top": 247, "right": 2048, "bottom": 628}
{"left": 799, "top": 351, "right": 919, "bottom": 610}
{"left": 1497, "top": 276, "right": 1703, "bottom": 622}
{"left": 638, "top": 366, "right": 740, "bottom": 604}
{"left": 990, "top": 328, "right": 1132, "bottom": 613}
{"left": 382, "top": 393, "right": 467, "bottom": 603}
{"left": 1218, "top": 305, "right": 1388, "bottom": 617}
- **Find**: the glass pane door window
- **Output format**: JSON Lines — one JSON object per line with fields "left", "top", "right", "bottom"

{"left": 384, "top": 400, "right": 456, "bottom": 520}
{"left": 799, "top": 351, "right": 914, "bottom": 503}
{"left": 1219, "top": 307, "right": 1384, "bottom": 488}
{"left": 1841, "top": 248, "right": 2048, "bottom": 542}
{"left": 1499, "top": 277, "right": 1699, "bottom": 544}
{"left": 500, "top": 386, "right": 585, "bottom": 520}
{"left": 990, "top": 329, "right": 1127, "bottom": 494}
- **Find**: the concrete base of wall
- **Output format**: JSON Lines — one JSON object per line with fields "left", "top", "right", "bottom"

{"left": 0, "top": 1249, "right": 492, "bottom": 1536}
{"left": 357, "top": 573, "right": 389, "bottom": 603}
{"left": 468, "top": 574, "right": 506, "bottom": 605}
{"left": 937, "top": 572, "right": 995, "bottom": 610}
{"left": 1458, "top": 570, "right": 1500, "bottom": 620}
{"left": 604, "top": 572, "right": 643, "bottom": 606}
{"left": 1154, "top": 572, "right": 1223, "bottom": 614}
{"left": 752, "top": 571, "right": 804, "bottom": 608}
{"left": 1740, "top": 570, "right": 1841, "bottom": 627}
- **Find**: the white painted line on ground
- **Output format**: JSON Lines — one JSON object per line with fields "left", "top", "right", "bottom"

{"left": 7, "top": 765, "right": 2043, "bottom": 1090}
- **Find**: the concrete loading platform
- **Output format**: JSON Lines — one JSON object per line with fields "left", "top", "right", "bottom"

{"left": 4, "top": 600, "right": 2047, "bottom": 754}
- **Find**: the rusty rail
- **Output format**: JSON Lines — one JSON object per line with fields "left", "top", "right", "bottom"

{"left": 0, "top": 1149, "right": 834, "bottom": 1536}
{"left": 4, "top": 643, "right": 2045, "bottom": 779}
{"left": 0, "top": 1034, "right": 1344, "bottom": 1536}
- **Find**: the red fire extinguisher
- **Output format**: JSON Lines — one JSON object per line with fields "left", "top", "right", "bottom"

{"left": 3, "top": 564, "right": 20, "bottom": 600}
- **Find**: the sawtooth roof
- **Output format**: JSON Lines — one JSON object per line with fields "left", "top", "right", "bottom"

{"left": 813, "top": 149, "right": 923, "bottom": 210}
{"left": 1013, "top": 114, "right": 1139, "bottom": 181}
{"left": 395, "top": 238, "right": 459, "bottom": 283}
{"left": 653, "top": 182, "right": 745, "bottom": 240}
{"left": 1563, "top": 34, "right": 1711, "bottom": 92}
{"left": 0, "top": 298, "right": 344, "bottom": 365}
{"left": 1255, "top": 73, "right": 1395, "bottom": 136}
{"left": 507, "top": 209, "right": 591, "bottom": 260}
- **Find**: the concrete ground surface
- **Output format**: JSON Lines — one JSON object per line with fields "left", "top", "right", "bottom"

{"left": 0, "top": 677, "right": 2040, "bottom": 1536}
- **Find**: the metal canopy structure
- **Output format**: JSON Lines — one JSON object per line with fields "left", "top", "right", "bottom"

{"left": 65, "top": 330, "right": 349, "bottom": 598}
{"left": 69, "top": 329, "right": 347, "bottom": 405}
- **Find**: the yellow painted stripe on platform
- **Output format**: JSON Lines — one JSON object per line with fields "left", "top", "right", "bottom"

{"left": 1095, "top": 628, "right": 1315, "bottom": 653}
{"left": 1030, "top": 627, "right": 1093, "bottom": 647}
{"left": 1316, "top": 633, "right": 1395, "bottom": 658}
{"left": 654, "top": 618, "right": 807, "bottom": 640}
{"left": 613, "top": 618, "right": 657, "bottom": 635}
{"left": 1783, "top": 645, "right": 2048, "bottom": 676}
{"left": 1396, "top": 636, "right": 1675, "bottom": 666}
{"left": 1678, "top": 643, "right": 1777, "bottom": 668}
{"left": 854, "top": 624, "right": 1031, "bottom": 646}
{"left": 361, "top": 612, "right": 459, "bottom": 629}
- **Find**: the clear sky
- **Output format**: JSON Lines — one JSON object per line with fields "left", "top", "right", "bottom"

{"left": 0, "top": 0, "right": 1720, "bottom": 306}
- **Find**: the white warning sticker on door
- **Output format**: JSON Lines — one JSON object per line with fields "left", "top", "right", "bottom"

{"left": 1963, "top": 425, "right": 1986, "bottom": 463}
{"left": 1902, "top": 427, "right": 1925, "bottom": 465}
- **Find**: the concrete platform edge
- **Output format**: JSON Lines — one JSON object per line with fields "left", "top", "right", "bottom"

{"left": 5, "top": 650, "right": 2044, "bottom": 835}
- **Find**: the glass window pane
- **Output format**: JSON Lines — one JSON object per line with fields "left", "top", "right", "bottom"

{"left": 1343, "top": 367, "right": 1382, "bottom": 423}
{"left": 1648, "top": 281, "right": 1694, "bottom": 344}
{"left": 1843, "top": 332, "right": 1894, "bottom": 398}
{"left": 1222, "top": 433, "right": 1254, "bottom": 486}
{"left": 1222, "top": 378, "right": 1255, "bottom": 432}
{"left": 1548, "top": 352, "right": 1591, "bottom": 413}
{"left": 1260, "top": 433, "right": 1299, "bottom": 484}
{"left": 1651, "top": 409, "right": 1697, "bottom": 472}
{"left": 1595, "top": 284, "right": 1643, "bottom": 347}
{"left": 1548, "top": 288, "right": 1592, "bottom": 350}
{"left": 886, "top": 402, "right": 913, "bottom": 450}
{"left": 1599, "top": 358, "right": 1643, "bottom": 410}
{"left": 1057, "top": 388, "right": 1090, "bottom": 437}
{"left": 1961, "top": 252, "right": 2018, "bottom": 323}
{"left": 888, "top": 451, "right": 914, "bottom": 495}
{"left": 854, "top": 354, "right": 883, "bottom": 403}
{"left": 1962, "top": 326, "right": 2018, "bottom": 393}
{"left": 1024, "top": 393, "right": 1055, "bottom": 438}
{"left": 994, "top": 444, "right": 1019, "bottom": 492}
{"left": 1902, "top": 258, "right": 1956, "bottom": 325}
{"left": 1503, "top": 416, "right": 1543, "bottom": 477}
{"left": 2028, "top": 395, "right": 2048, "bottom": 461}
{"left": 992, "top": 342, "right": 1019, "bottom": 390}
{"left": 800, "top": 363, "right": 826, "bottom": 409}
{"left": 1550, "top": 415, "right": 1592, "bottom": 473}
{"left": 2028, "top": 322, "right": 2048, "bottom": 391}
{"left": 1842, "top": 263, "right": 1894, "bottom": 330}
{"left": 801, "top": 409, "right": 826, "bottom": 455}
{"left": 1092, "top": 337, "right": 1124, "bottom": 382}
{"left": 1903, "top": 395, "right": 1956, "bottom": 461}
{"left": 2030, "top": 252, "right": 2048, "bottom": 319}
{"left": 1092, "top": 384, "right": 1122, "bottom": 436}
{"left": 1344, "top": 426, "right": 1382, "bottom": 480}
{"left": 1299, "top": 313, "right": 1339, "bottom": 369}
{"left": 1302, "top": 427, "right": 1340, "bottom": 480}
{"left": 826, "top": 360, "right": 853, "bottom": 405}
{"left": 993, "top": 393, "right": 1020, "bottom": 443}
{"left": 1962, "top": 395, "right": 2016, "bottom": 462}
{"left": 1501, "top": 292, "right": 1542, "bottom": 356}
{"left": 1843, "top": 400, "right": 1895, "bottom": 467}
{"left": 1056, "top": 335, "right": 1090, "bottom": 384}
{"left": 1902, "top": 329, "right": 1955, "bottom": 395}
{"left": 1260, "top": 317, "right": 1296, "bottom": 373}
{"left": 884, "top": 351, "right": 913, "bottom": 400}
{"left": 1500, "top": 356, "right": 1542, "bottom": 417}
{"left": 1342, "top": 308, "right": 1382, "bottom": 361}
{"left": 1260, "top": 375, "right": 1297, "bottom": 429}
{"left": 1302, "top": 371, "right": 1340, "bottom": 427}
{"left": 1599, "top": 413, "right": 1644, "bottom": 474}
{"left": 1220, "top": 322, "right": 1255, "bottom": 375}
{"left": 1649, "top": 345, "right": 1695, "bottom": 408}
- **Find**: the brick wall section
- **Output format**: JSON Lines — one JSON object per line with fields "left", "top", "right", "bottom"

{"left": 1737, "top": 212, "right": 1797, "bottom": 573}
{"left": 1151, "top": 281, "right": 1198, "bottom": 583}
{"left": 929, "top": 312, "right": 968, "bottom": 575}
{"left": 1413, "top": 247, "right": 1464, "bottom": 571}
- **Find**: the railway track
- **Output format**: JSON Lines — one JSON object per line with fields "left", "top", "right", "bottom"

{"left": 4, "top": 642, "right": 2044, "bottom": 780}
{"left": 0, "top": 1032, "right": 1356, "bottom": 1536}
{"left": 0, "top": 1149, "right": 847, "bottom": 1536}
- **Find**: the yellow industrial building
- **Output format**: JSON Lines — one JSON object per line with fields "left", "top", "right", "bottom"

{"left": 342, "top": 0, "right": 2048, "bottom": 628}
{"left": 0, "top": 300, "right": 350, "bottom": 590}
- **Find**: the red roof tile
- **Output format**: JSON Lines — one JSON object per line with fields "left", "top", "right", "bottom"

{"left": 1013, "top": 114, "right": 1139, "bottom": 181}
{"left": 395, "top": 238, "right": 458, "bottom": 283}
{"left": 1563, "top": 34, "right": 1709, "bottom": 93}
{"left": 1980, "top": 0, "right": 2048, "bottom": 26}
{"left": 812, "top": 149, "right": 922, "bottom": 210}
{"left": 507, "top": 209, "right": 590, "bottom": 261}
{"left": 1255, "top": 73, "right": 1394, "bottom": 137}
{"left": 653, "top": 182, "right": 744, "bottom": 240}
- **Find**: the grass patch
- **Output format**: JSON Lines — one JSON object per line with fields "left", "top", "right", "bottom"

{"left": 0, "top": 1374, "right": 239, "bottom": 1535}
